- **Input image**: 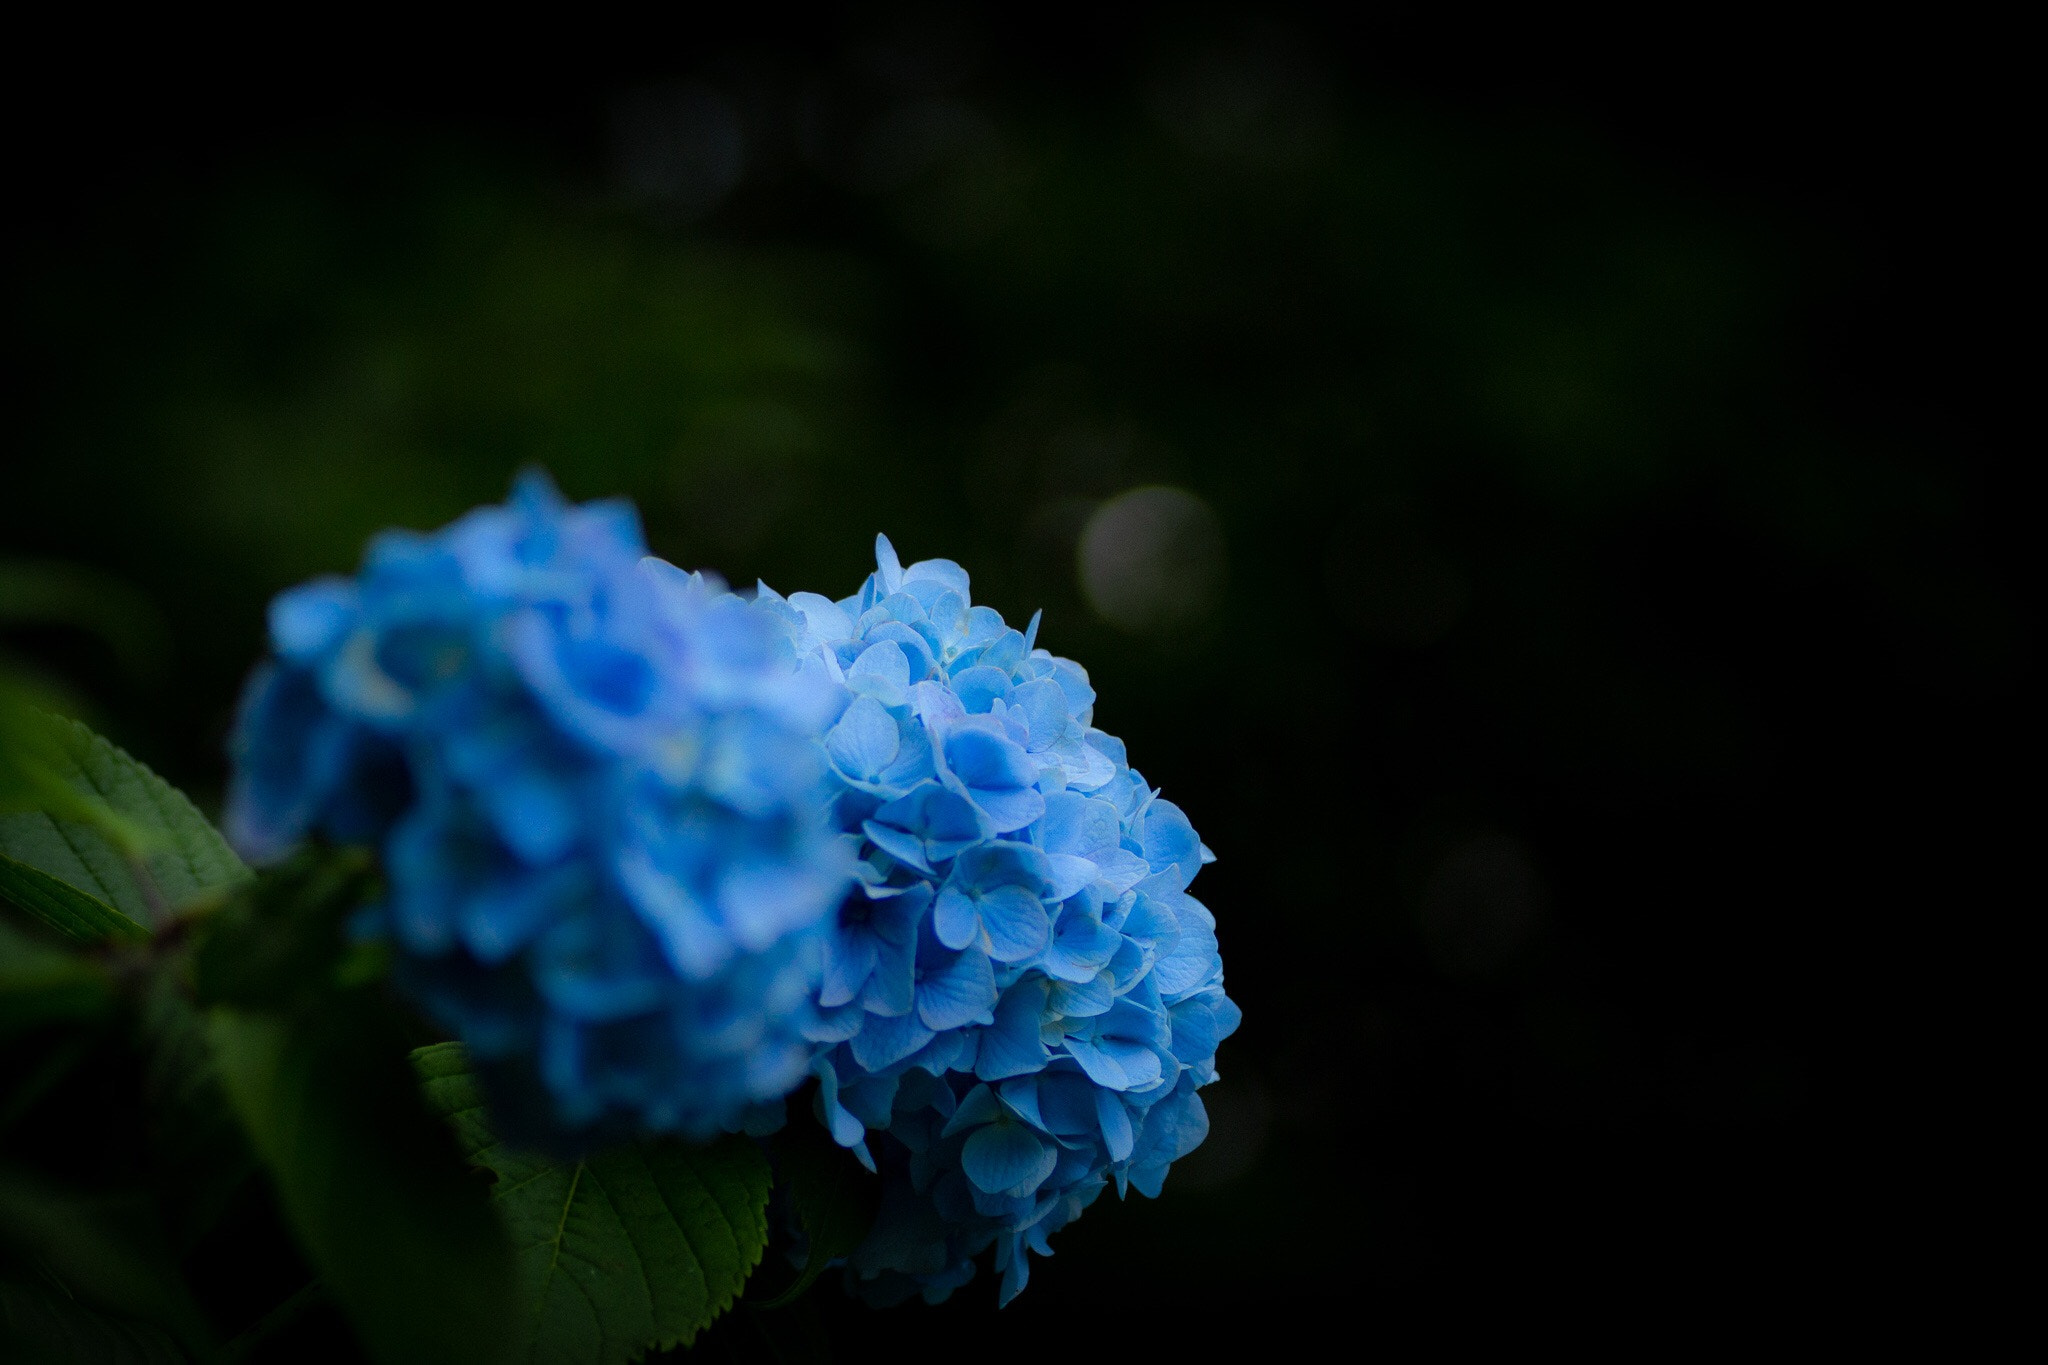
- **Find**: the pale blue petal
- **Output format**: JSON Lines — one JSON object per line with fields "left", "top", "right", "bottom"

{"left": 788, "top": 591, "right": 853, "bottom": 642}
{"left": 951, "top": 665, "right": 1014, "bottom": 715}
{"left": 828, "top": 695, "right": 902, "bottom": 782}
{"left": 875, "top": 534, "right": 904, "bottom": 594}
{"left": 846, "top": 642, "right": 910, "bottom": 708}
{"left": 981, "top": 628, "right": 1028, "bottom": 673}
{"left": 1140, "top": 799, "right": 1201, "bottom": 879}
{"left": 977, "top": 885, "right": 1052, "bottom": 963}
{"left": 968, "top": 784, "right": 1046, "bottom": 835}
{"left": 942, "top": 727, "right": 1038, "bottom": 792}
{"left": 1010, "top": 679, "right": 1069, "bottom": 751}
{"left": 902, "top": 556, "right": 971, "bottom": 596}
{"left": 1043, "top": 854, "right": 1097, "bottom": 903}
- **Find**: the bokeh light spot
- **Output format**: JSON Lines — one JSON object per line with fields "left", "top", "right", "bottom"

{"left": 1077, "top": 486, "right": 1225, "bottom": 634}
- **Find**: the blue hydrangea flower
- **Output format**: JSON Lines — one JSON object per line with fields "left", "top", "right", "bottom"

{"left": 755, "top": 536, "right": 1239, "bottom": 1305}
{"left": 224, "top": 472, "right": 854, "bottom": 1145}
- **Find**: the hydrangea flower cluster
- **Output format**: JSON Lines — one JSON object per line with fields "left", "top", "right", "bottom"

{"left": 224, "top": 473, "right": 852, "bottom": 1145}
{"left": 756, "top": 536, "right": 1239, "bottom": 1305}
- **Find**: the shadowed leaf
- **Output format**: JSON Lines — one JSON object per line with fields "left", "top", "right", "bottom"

{"left": 759, "top": 1117, "right": 879, "bottom": 1309}
{"left": 413, "top": 1042, "right": 772, "bottom": 1364}
{"left": 0, "top": 710, "right": 247, "bottom": 941}
{"left": 213, "top": 1008, "right": 518, "bottom": 1365}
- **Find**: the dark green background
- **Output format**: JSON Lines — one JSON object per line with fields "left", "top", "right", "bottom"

{"left": 4, "top": 6, "right": 2024, "bottom": 1350}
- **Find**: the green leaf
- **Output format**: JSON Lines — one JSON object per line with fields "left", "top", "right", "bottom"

{"left": 0, "top": 1276, "right": 187, "bottom": 1364}
{"left": 0, "top": 710, "right": 248, "bottom": 940}
{"left": 211, "top": 1006, "right": 519, "bottom": 1365}
{"left": 0, "top": 1168, "right": 213, "bottom": 1358}
{"left": 0, "top": 852, "right": 148, "bottom": 945}
{"left": 758, "top": 1117, "right": 878, "bottom": 1309}
{"left": 413, "top": 1042, "right": 773, "bottom": 1363}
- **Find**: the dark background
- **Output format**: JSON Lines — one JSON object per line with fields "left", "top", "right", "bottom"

{"left": 4, "top": 4, "right": 2028, "bottom": 1350}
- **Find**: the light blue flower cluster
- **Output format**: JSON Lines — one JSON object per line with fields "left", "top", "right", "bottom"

{"left": 756, "top": 536, "right": 1239, "bottom": 1305}
{"left": 224, "top": 473, "right": 852, "bottom": 1145}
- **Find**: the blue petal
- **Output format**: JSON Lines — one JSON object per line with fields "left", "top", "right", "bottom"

{"left": 951, "top": 665, "right": 1015, "bottom": 715}
{"left": 1047, "top": 658, "right": 1096, "bottom": 716}
{"left": 1098, "top": 1039, "right": 1164, "bottom": 1091}
{"left": 1038, "top": 792, "right": 1121, "bottom": 858}
{"left": 962, "top": 605, "right": 1006, "bottom": 648}
{"left": 975, "top": 979, "right": 1051, "bottom": 1080}
{"left": 875, "top": 534, "right": 905, "bottom": 594}
{"left": 1010, "top": 678, "right": 1069, "bottom": 751}
{"left": 811, "top": 1058, "right": 868, "bottom": 1149}
{"left": 863, "top": 934, "right": 917, "bottom": 1017}
{"left": 976, "top": 885, "right": 1051, "bottom": 963}
{"left": 1140, "top": 799, "right": 1201, "bottom": 879}
{"left": 981, "top": 628, "right": 1028, "bottom": 674}
{"left": 842, "top": 1072, "right": 901, "bottom": 1129}
{"left": 965, "top": 783, "right": 1046, "bottom": 835}
{"left": 939, "top": 1081, "right": 1002, "bottom": 1138}
{"left": 1043, "top": 909, "right": 1120, "bottom": 983}
{"left": 1091, "top": 847, "right": 1154, "bottom": 896}
{"left": 850, "top": 1010, "right": 936, "bottom": 1072}
{"left": 846, "top": 640, "right": 911, "bottom": 707}
{"left": 916, "top": 946, "right": 997, "bottom": 1031}
{"left": 863, "top": 819, "right": 934, "bottom": 875}
{"left": 1095, "top": 1088, "right": 1135, "bottom": 1162}
{"left": 1049, "top": 973, "right": 1115, "bottom": 1017}
{"left": 932, "top": 886, "right": 980, "bottom": 951}
{"left": 869, "top": 882, "right": 931, "bottom": 947}
{"left": 996, "top": 1234, "right": 1031, "bottom": 1306}
{"left": 819, "top": 928, "right": 876, "bottom": 1009}
{"left": 902, "top": 556, "right": 971, "bottom": 597}
{"left": 716, "top": 860, "right": 842, "bottom": 948}
{"left": 942, "top": 727, "right": 1037, "bottom": 792}
{"left": 269, "top": 577, "right": 358, "bottom": 663}
{"left": 788, "top": 591, "right": 853, "bottom": 642}
{"left": 1149, "top": 902, "right": 1219, "bottom": 996}
{"left": 962, "top": 1123, "right": 1056, "bottom": 1196}
{"left": 1061, "top": 1034, "right": 1129, "bottom": 1090}
{"left": 1043, "top": 854, "right": 1097, "bottom": 903}
{"left": 827, "top": 696, "right": 901, "bottom": 782}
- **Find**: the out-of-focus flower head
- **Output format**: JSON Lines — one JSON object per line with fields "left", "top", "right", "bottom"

{"left": 757, "top": 535, "right": 1239, "bottom": 1305}
{"left": 224, "top": 471, "right": 852, "bottom": 1145}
